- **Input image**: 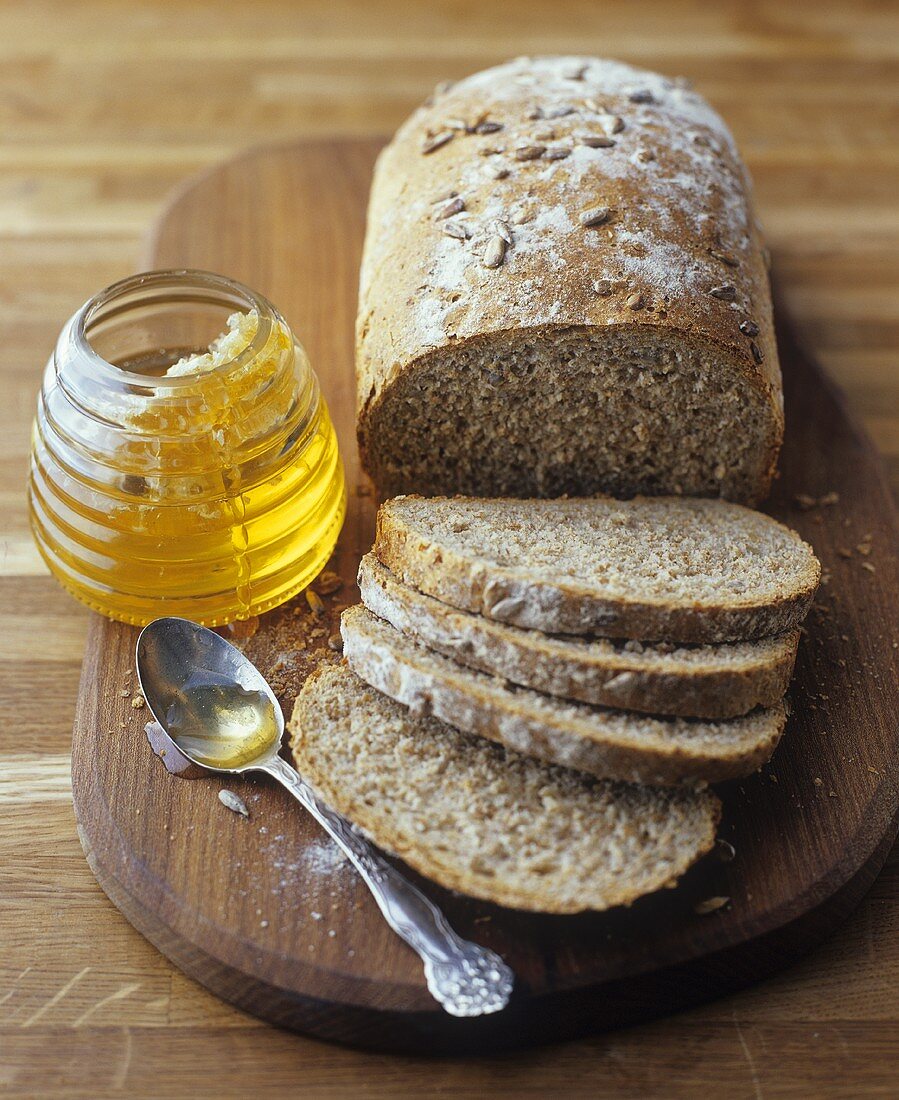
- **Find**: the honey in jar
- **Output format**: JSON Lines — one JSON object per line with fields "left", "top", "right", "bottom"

{"left": 28, "top": 270, "right": 346, "bottom": 626}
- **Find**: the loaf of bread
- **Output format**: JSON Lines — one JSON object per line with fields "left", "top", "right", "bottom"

{"left": 356, "top": 56, "right": 782, "bottom": 503}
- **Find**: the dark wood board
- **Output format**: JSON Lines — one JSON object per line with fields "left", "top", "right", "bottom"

{"left": 71, "top": 138, "right": 899, "bottom": 1054}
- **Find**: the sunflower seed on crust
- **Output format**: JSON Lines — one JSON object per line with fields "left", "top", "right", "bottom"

{"left": 579, "top": 205, "right": 611, "bottom": 227}
{"left": 513, "top": 144, "right": 546, "bottom": 161}
{"left": 483, "top": 235, "right": 507, "bottom": 268}
{"left": 422, "top": 131, "right": 455, "bottom": 155}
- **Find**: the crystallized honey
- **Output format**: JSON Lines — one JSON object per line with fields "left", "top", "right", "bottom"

{"left": 28, "top": 271, "right": 346, "bottom": 626}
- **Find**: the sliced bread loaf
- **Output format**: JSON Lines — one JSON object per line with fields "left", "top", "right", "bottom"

{"left": 290, "top": 663, "right": 721, "bottom": 913}
{"left": 341, "top": 605, "right": 787, "bottom": 787}
{"left": 358, "top": 553, "right": 799, "bottom": 719}
{"left": 375, "top": 495, "right": 820, "bottom": 643}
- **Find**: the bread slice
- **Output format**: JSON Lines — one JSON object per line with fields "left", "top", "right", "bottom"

{"left": 341, "top": 605, "right": 787, "bottom": 787}
{"left": 290, "top": 663, "right": 721, "bottom": 913}
{"left": 375, "top": 495, "right": 820, "bottom": 643}
{"left": 358, "top": 554, "right": 799, "bottom": 719}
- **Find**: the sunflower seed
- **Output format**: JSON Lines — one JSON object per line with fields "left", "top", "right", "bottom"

{"left": 600, "top": 113, "right": 625, "bottom": 134}
{"left": 493, "top": 220, "right": 514, "bottom": 244}
{"left": 544, "top": 145, "right": 572, "bottom": 160}
{"left": 475, "top": 120, "right": 503, "bottom": 134}
{"left": 444, "top": 117, "right": 469, "bottom": 131}
{"left": 435, "top": 196, "right": 465, "bottom": 220}
{"left": 513, "top": 144, "right": 546, "bottom": 161}
{"left": 443, "top": 220, "right": 471, "bottom": 239}
{"left": 579, "top": 205, "right": 611, "bottom": 227}
{"left": 483, "top": 235, "right": 507, "bottom": 268}
{"left": 219, "top": 789, "right": 249, "bottom": 818}
{"left": 534, "top": 127, "right": 556, "bottom": 141}
{"left": 750, "top": 341, "right": 764, "bottom": 364}
{"left": 739, "top": 319, "right": 760, "bottom": 337}
{"left": 709, "top": 284, "right": 736, "bottom": 300}
{"left": 327, "top": 633, "right": 344, "bottom": 653}
{"left": 634, "top": 148, "right": 656, "bottom": 163}
{"left": 593, "top": 278, "right": 614, "bottom": 296}
{"left": 305, "top": 589, "right": 325, "bottom": 617}
{"left": 580, "top": 134, "right": 616, "bottom": 148}
{"left": 626, "top": 291, "right": 644, "bottom": 310}
{"left": 488, "top": 164, "right": 510, "bottom": 180}
{"left": 694, "top": 896, "right": 730, "bottom": 915}
{"left": 511, "top": 209, "right": 533, "bottom": 224}
{"left": 544, "top": 104, "right": 574, "bottom": 119}
{"left": 430, "top": 188, "right": 458, "bottom": 205}
{"left": 422, "top": 131, "right": 455, "bottom": 155}
{"left": 709, "top": 247, "right": 739, "bottom": 268}
{"left": 629, "top": 88, "right": 656, "bottom": 104}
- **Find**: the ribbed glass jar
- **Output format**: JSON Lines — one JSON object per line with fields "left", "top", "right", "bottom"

{"left": 28, "top": 270, "right": 346, "bottom": 626}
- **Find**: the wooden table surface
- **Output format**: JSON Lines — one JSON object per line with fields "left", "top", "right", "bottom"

{"left": 1, "top": 1, "right": 896, "bottom": 1096}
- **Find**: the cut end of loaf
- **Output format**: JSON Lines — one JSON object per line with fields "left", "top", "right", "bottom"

{"left": 360, "top": 324, "right": 780, "bottom": 505}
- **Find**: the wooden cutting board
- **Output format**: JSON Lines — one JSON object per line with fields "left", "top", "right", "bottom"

{"left": 71, "top": 138, "right": 899, "bottom": 1054}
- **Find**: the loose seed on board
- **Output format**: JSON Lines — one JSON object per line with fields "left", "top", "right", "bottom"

{"left": 578, "top": 205, "right": 611, "bottom": 227}
{"left": 305, "top": 589, "right": 325, "bottom": 617}
{"left": 709, "top": 284, "right": 736, "bottom": 301}
{"left": 513, "top": 144, "right": 546, "bottom": 161}
{"left": 626, "top": 292, "right": 644, "bottom": 310}
{"left": 443, "top": 220, "right": 471, "bottom": 239}
{"left": 483, "top": 235, "right": 507, "bottom": 268}
{"left": 750, "top": 341, "right": 764, "bottom": 364}
{"left": 219, "top": 790, "right": 249, "bottom": 818}
{"left": 739, "top": 319, "right": 760, "bottom": 337}
{"left": 435, "top": 196, "right": 465, "bottom": 220}
{"left": 493, "top": 220, "right": 514, "bottom": 245}
{"left": 544, "top": 146, "right": 572, "bottom": 160}
{"left": 580, "top": 134, "right": 616, "bottom": 148}
{"left": 694, "top": 896, "right": 730, "bottom": 915}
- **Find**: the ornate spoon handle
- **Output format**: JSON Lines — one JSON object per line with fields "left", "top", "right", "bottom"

{"left": 261, "top": 754, "right": 514, "bottom": 1017}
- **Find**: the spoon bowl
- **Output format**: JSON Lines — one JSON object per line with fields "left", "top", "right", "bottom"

{"left": 136, "top": 617, "right": 282, "bottom": 771}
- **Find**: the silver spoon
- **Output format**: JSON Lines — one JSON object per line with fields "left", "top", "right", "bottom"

{"left": 135, "top": 616, "right": 514, "bottom": 1017}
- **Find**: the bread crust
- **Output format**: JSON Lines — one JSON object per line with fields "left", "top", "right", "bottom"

{"left": 358, "top": 553, "right": 799, "bottom": 718}
{"left": 290, "top": 664, "right": 721, "bottom": 913}
{"left": 341, "top": 605, "right": 787, "bottom": 787}
{"left": 375, "top": 495, "right": 821, "bottom": 643}
{"left": 356, "top": 55, "right": 783, "bottom": 503}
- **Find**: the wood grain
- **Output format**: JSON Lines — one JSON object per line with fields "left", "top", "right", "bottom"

{"left": 3, "top": 0, "right": 898, "bottom": 1094}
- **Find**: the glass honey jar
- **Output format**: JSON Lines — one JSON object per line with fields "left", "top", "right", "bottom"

{"left": 28, "top": 270, "right": 346, "bottom": 626}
